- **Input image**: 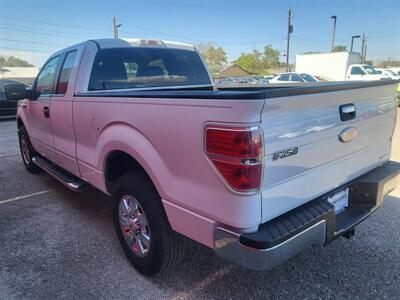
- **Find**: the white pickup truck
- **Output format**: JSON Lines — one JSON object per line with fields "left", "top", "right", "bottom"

{"left": 5, "top": 38, "right": 400, "bottom": 276}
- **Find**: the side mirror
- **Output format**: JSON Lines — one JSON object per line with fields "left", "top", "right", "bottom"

{"left": 26, "top": 89, "right": 40, "bottom": 101}
{"left": 4, "top": 84, "right": 27, "bottom": 101}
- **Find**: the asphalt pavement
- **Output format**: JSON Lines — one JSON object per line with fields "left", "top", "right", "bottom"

{"left": 1, "top": 113, "right": 399, "bottom": 300}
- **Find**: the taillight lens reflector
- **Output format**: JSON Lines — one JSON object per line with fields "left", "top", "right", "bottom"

{"left": 212, "top": 160, "right": 262, "bottom": 191}
{"left": 205, "top": 126, "right": 263, "bottom": 193}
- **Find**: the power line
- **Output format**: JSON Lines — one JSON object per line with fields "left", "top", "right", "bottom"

{"left": 292, "top": 35, "right": 347, "bottom": 43}
{"left": 368, "top": 33, "right": 400, "bottom": 39}
{"left": 216, "top": 38, "right": 286, "bottom": 46}
{"left": 0, "top": 22, "right": 93, "bottom": 37}
{"left": 104, "top": 19, "right": 113, "bottom": 38}
{"left": 0, "top": 23, "right": 285, "bottom": 48}
{"left": 0, "top": 22, "right": 94, "bottom": 39}
{"left": 0, "top": 25, "right": 88, "bottom": 40}
{"left": 0, "top": 38, "right": 67, "bottom": 47}
{"left": 122, "top": 20, "right": 286, "bottom": 46}
{"left": 0, "top": 46, "right": 52, "bottom": 53}
{"left": 0, "top": 15, "right": 294, "bottom": 47}
{"left": 0, "top": 15, "right": 106, "bottom": 32}
{"left": 120, "top": 19, "right": 206, "bottom": 42}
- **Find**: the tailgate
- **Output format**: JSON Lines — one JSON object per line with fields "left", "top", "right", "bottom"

{"left": 260, "top": 82, "right": 398, "bottom": 222}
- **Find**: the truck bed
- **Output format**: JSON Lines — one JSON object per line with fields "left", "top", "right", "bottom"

{"left": 76, "top": 79, "right": 399, "bottom": 99}
{"left": 75, "top": 79, "right": 399, "bottom": 225}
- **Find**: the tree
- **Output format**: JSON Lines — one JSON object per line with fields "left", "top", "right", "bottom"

{"left": 235, "top": 45, "right": 282, "bottom": 74}
{"left": 263, "top": 45, "right": 280, "bottom": 69}
{"left": 235, "top": 50, "right": 263, "bottom": 74}
{"left": 0, "top": 56, "right": 34, "bottom": 67}
{"left": 332, "top": 45, "right": 347, "bottom": 52}
{"left": 197, "top": 43, "right": 227, "bottom": 74}
{"left": 303, "top": 51, "right": 322, "bottom": 54}
{"left": 376, "top": 59, "right": 400, "bottom": 68}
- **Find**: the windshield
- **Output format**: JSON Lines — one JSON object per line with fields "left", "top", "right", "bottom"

{"left": 385, "top": 70, "right": 397, "bottom": 76}
{"left": 362, "top": 65, "right": 380, "bottom": 75}
{"left": 89, "top": 47, "right": 212, "bottom": 91}
{"left": 300, "top": 74, "right": 318, "bottom": 82}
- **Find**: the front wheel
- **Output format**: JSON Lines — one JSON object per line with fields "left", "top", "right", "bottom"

{"left": 113, "top": 172, "right": 185, "bottom": 276}
{"left": 18, "top": 125, "right": 41, "bottom": 173}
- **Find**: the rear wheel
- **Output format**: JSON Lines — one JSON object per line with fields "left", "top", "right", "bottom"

{"left": 18, "top": 125, "right": 40, "bottom": 173}
{"left": 112, "top": 172, "right": 185, "bottom": 276}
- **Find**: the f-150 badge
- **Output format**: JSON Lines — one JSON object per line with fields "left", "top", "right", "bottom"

{"left": 273, "top": 147, "right": 298, "bottom": 161}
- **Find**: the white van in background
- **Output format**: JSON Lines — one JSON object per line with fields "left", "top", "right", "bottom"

{"left": 296, "top": 52, "right": 390, "bottom": 81}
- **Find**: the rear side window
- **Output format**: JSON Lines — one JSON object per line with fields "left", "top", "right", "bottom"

{"left": 36, "top": 56, "right": 60, "bottom": 94}
{"left": 88, "top": 47, "right": 211, "bottom": 91}
{"left": 56, "top": 51, "right": 77, "bottom": 94}
{"left": 290, "top": 75, "right": 303, "bottom": 82}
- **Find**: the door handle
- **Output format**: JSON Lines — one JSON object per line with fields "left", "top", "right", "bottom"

{"left": 339, "top": 104, "right": 356, "bottom": 121}
{"left": 43, "top": 106, "right": 50, "bottom": 118}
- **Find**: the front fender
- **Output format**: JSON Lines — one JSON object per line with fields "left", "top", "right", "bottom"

{"left": 16, "top": 101, "right": 30, "bottom": 132}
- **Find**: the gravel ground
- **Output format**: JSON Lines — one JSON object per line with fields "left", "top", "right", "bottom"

{"left": 0, "top": 110, "right": 399, "bottom": 300}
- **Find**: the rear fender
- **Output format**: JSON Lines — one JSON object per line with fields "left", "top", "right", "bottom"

{"left": 96, "top": 122, "right": 168, "bottom": 197}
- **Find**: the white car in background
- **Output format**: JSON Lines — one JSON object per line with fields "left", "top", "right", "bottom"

{"left": 263, "top": 75, "right": 274, "bottom": 82}
{"left": 375, "top": 68, "right": 400, "bottom": 80}
{"left": 269, "top": 72, "right": 319, "bottom": 83}
{"left": 387, "top": 68, "right": 400, "bottom": 76}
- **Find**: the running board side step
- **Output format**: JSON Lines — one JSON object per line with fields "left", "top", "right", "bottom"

{"left": 32, "top": 156, "right": 86, "bottom": 192}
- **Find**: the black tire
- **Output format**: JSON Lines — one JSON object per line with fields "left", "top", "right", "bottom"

{"left": 18, "top": 125, "right": 41, "bottom": 173}
{"left": 113, "top": 172, "right": 185, "bottom": 276}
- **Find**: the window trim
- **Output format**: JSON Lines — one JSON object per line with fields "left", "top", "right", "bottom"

{"left": 54, "top": 50, "right": 78, "bottom": 96}
{"left": 33, "top": 55, "right": 62, "bottom": 96}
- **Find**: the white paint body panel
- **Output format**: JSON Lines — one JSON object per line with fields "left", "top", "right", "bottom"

{"left": 260, "top": 84, "right": 397, "bottom": 222}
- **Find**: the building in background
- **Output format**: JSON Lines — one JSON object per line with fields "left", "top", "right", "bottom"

{"left": 0, "top": 67, "right": 39, "bottom": 85}
{"left": 216, "top": 63, "right": 252, "bottom": 78}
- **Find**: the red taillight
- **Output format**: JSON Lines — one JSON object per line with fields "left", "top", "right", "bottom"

{"left": 206, "top": 128, "right": 262, "bottom": 157}
{"left": 205, "top": 126, "right": 263, "bottom": 193}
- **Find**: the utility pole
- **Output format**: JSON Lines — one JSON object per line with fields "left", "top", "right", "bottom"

{"left": 363, "top": 43, "right": 367, "bottom": 63}
{"left": 361, "top": 33, "right": 366, "bottom": 63}
{"left": 286, "top": 9, "right": 293, "bottom": 72}
{"left": 112, "top": 16, "right": 122, "bottom": 39}
{"left": 350, "top": 35, "right": 361, "bottom": 52}
{"left": 330, "top": 16, "right": 337, "bottom": 52}
{"left": 113, "top": 16, "right": 117, "bottom": 39}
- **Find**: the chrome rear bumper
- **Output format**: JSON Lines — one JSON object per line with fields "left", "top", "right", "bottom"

{"left": 215, "top": 221, "right": 326, "bottom": 271}
{"left": 214, "top": 161, "right": 400, "bottom": 270}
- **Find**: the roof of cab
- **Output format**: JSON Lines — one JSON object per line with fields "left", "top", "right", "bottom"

{"left": 46, "top": 38, "right": 197, "bottom": 61}
{"left": 91, "top": 38, "right": 196, "bottom": 51}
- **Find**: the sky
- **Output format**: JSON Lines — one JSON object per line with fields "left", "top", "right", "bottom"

{"left": 0, "top": 0, "right": 399, "bottom": 67}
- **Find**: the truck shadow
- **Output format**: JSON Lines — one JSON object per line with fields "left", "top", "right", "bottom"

{"left": 149, "top": 194, "right": 400, "bottom": 299}
{"left": 45, "top": 184, "right": 400, "bottom": 299}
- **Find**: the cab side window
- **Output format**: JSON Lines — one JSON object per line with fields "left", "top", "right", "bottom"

{"left": 278, "top": 75, "right": 289, "bottom": 81}
{"left": 56, "top": 51, "right": 77, "bottom": 94}
{"left": 36, "top": 56, "right": 60, "bottom": 94}
{"left": 350, "top": 67, "right": 363, "bottom": 75}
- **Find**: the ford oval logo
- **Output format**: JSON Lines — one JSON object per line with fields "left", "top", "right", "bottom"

{"left": 339, "top": 127, "right": 358, "bottom": 143}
